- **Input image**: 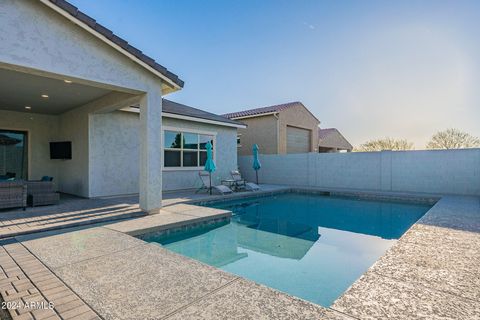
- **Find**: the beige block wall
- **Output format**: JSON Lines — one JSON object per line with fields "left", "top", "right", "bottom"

{"left": 236, "top": 115, "right": 278, "bottom": 156}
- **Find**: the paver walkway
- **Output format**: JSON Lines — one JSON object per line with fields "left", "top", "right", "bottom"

{"left": 0, "top": 238, "right": 99, "bottom": 320}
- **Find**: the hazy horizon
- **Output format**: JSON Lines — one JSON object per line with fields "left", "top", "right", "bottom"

{"left": 69, "top": 0, "right": 480, "bottom": 148}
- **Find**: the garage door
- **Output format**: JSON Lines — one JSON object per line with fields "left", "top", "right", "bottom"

{"left": 287, "top": 126, "right": 310, "bottom": 153}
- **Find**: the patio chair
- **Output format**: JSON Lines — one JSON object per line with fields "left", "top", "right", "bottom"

{"left": 196, "top": 171, "right": 233, "bottom": 195}
{"left": 230, "top": 170, "right": 260, "bottom": 191}
{"left": 230, "top": 170, "right": 246, "bottom": 190}
{"left": 0, "top": 181, "right": 27, "bottom": 210}
{"left": 26, "top": 180, "right": 60, "bottom": 207}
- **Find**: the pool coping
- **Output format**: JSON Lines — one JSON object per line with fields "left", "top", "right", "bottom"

{"left": 104, "top": 204, "right": 232, "bottom": 237}
{"left": 2, "top": 188, "right": 479, "bottom": 319}
{"left": 169, "top": 186, "right": 441, "bottom": 207}
{"left": 111, "top": 187, "right": 439, "bottom": 239}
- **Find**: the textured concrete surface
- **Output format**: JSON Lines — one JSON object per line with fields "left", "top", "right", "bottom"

{"left": 332, "top": 270, "right": 480, "bottom": 320}
{"left": 403, "top": 223, "right": 480, "bottom": 249}
{"left": 105, "top": 212, "right": 197, "bottom": 235}
{"left": 174, "top": 207, "right": 231, "bottom": 218}
{"left": 166, "top": 278, "right": 352, "bottom": 320}
{"left": 53, "top": 243, "right": 238, "bottom": 320}
{"left": 160, "top": 203, "right": 202, "bottom": 213}
{"left": 105, "top": 205, "right": 231, "bottom": 236}
{"left": 332, "top": 195, "right": 480, "bottom": 319}
{"left": 17, "top": 227, "right": 144, "bottom": 269}
{"left": 370, "top": 236, "right": 480, "bottom": 301}
{"left": 418, "top": 196, "right": 480, "bottom": 232}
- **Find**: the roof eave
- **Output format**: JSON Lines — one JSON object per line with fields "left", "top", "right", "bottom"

{"left": 228, "top": 112, "right": 279, "bottom": 120}
{"left": 120, "top": 107, "right": 246, "bottom": 129}
{"left": 40, "top": 0, "right": 183, "bottom": 93}
{"left": 162, "top": 112, "right": 247, "bottom": 129}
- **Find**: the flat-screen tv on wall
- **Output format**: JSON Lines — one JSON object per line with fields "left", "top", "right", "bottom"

{"left": 50, "top": 141, "right": 72, "bottom": 159}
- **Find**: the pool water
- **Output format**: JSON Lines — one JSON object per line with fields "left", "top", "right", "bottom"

{"left": 143, "top": 193, "right": 431, "bottom": 307}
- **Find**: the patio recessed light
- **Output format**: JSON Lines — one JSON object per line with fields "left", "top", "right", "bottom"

{"left": 25, "top": 106, "right": 31, "bottom": 110}
{"left": 64, "top": 79, "right": 72, "bottom": 84}
{"left": 41, "top": 94, "right": 49, "bottom": 98}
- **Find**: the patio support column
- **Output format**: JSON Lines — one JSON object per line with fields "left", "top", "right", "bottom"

{"left": 139, "top": 90, "right": 162, "bottom": 214}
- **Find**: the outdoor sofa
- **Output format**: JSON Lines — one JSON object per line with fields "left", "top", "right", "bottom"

{"left": 26, "top": 179, "right": 60, "bottom": 207}
{"left": 0, "top": 180, "right": 27, "bottom": 210}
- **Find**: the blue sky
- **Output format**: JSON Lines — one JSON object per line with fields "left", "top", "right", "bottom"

{"left": 69, "top": 0, "right": 480, "bottom": 147}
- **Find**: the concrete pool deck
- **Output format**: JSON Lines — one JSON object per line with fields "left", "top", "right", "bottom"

{"left": 0, "top": 190, "right": 479, "bottom": 319}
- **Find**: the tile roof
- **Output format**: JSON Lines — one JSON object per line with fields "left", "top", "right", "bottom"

{"left": 47, "top": 0, "right": 184, "bottom": 88}
{"left": 162, "top": 99, "right": 245, "bottom": 127}
{"left": 318, "top": 128, "right": 353, "bottom": 150}
{"left": 223, "top": 101, "right": 306, "bottom": 119}
{"left": 318, "top": 128, "right": 338, "bottom": 139}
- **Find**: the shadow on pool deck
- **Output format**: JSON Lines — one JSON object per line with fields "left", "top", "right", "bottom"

{"left": 0, "top": 185, "right": 289, "bottom": 239}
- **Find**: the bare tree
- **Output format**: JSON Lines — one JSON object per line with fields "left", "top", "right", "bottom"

{"left": 355, "top": 138, "right": 414, "bottom": 152}
{"left": 426, "top": 128, "right": 480, "bottom": 149}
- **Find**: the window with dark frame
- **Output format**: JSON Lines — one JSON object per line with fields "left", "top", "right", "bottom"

{"left": 163, "top": 130, "right": 214, "bottom": 168}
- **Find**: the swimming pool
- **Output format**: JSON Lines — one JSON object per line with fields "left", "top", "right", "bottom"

{"left": 142, "top": 193, "right": 431, "bottom": 307}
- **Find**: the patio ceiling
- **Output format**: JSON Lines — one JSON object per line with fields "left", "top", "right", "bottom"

{"left": 0, "top": 67, "right": 113, "bottom": 115}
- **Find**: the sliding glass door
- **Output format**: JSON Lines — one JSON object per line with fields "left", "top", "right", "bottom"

{"left": 0, "top": 130, "right": 28, "bottom": 180}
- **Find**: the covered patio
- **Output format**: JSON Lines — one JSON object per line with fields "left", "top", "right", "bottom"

{"left": 0, "top": 63, "right": 165, "bottom": 213}
{"left": 0, "top": 0, "right": 185, "bottom": 214}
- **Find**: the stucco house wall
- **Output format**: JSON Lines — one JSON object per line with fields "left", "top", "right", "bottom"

{"left": 277, "top": 106, "right": 319, "bottom": 154}
{"left": 56, "top": 106, "right": 90, "bottom": 197}
{"left": 89, "top": 111, "right": 139, "bottom": 197}
{"left": 237, "top": 115, "right": 278, "bottom": 156}
{"left": 89, "top": 111, "right": 239, "bottom": 196}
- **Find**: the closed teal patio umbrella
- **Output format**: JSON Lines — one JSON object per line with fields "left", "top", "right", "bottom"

{"left": 204, "top": 141, "right": 216, "bottom": 195}
{"left": 252, "top": 144, "right": 261, "bottom": 184}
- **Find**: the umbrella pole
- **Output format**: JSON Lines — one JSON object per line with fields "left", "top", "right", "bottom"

{"left": 209, "top": 172, "right": 212, "bottom": 195}
{"left": 256, "top": 170, "right": 258, "bottom": 185}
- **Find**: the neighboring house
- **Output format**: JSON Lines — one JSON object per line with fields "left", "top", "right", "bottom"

{"left": 318, "top": 128, "right": 353, "bottom": 153}
{"left": 0, "top": 0, "right": 243, "bottom": 213}
{"left": 224, "top": 102, "right": 320, "bottom": 156}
